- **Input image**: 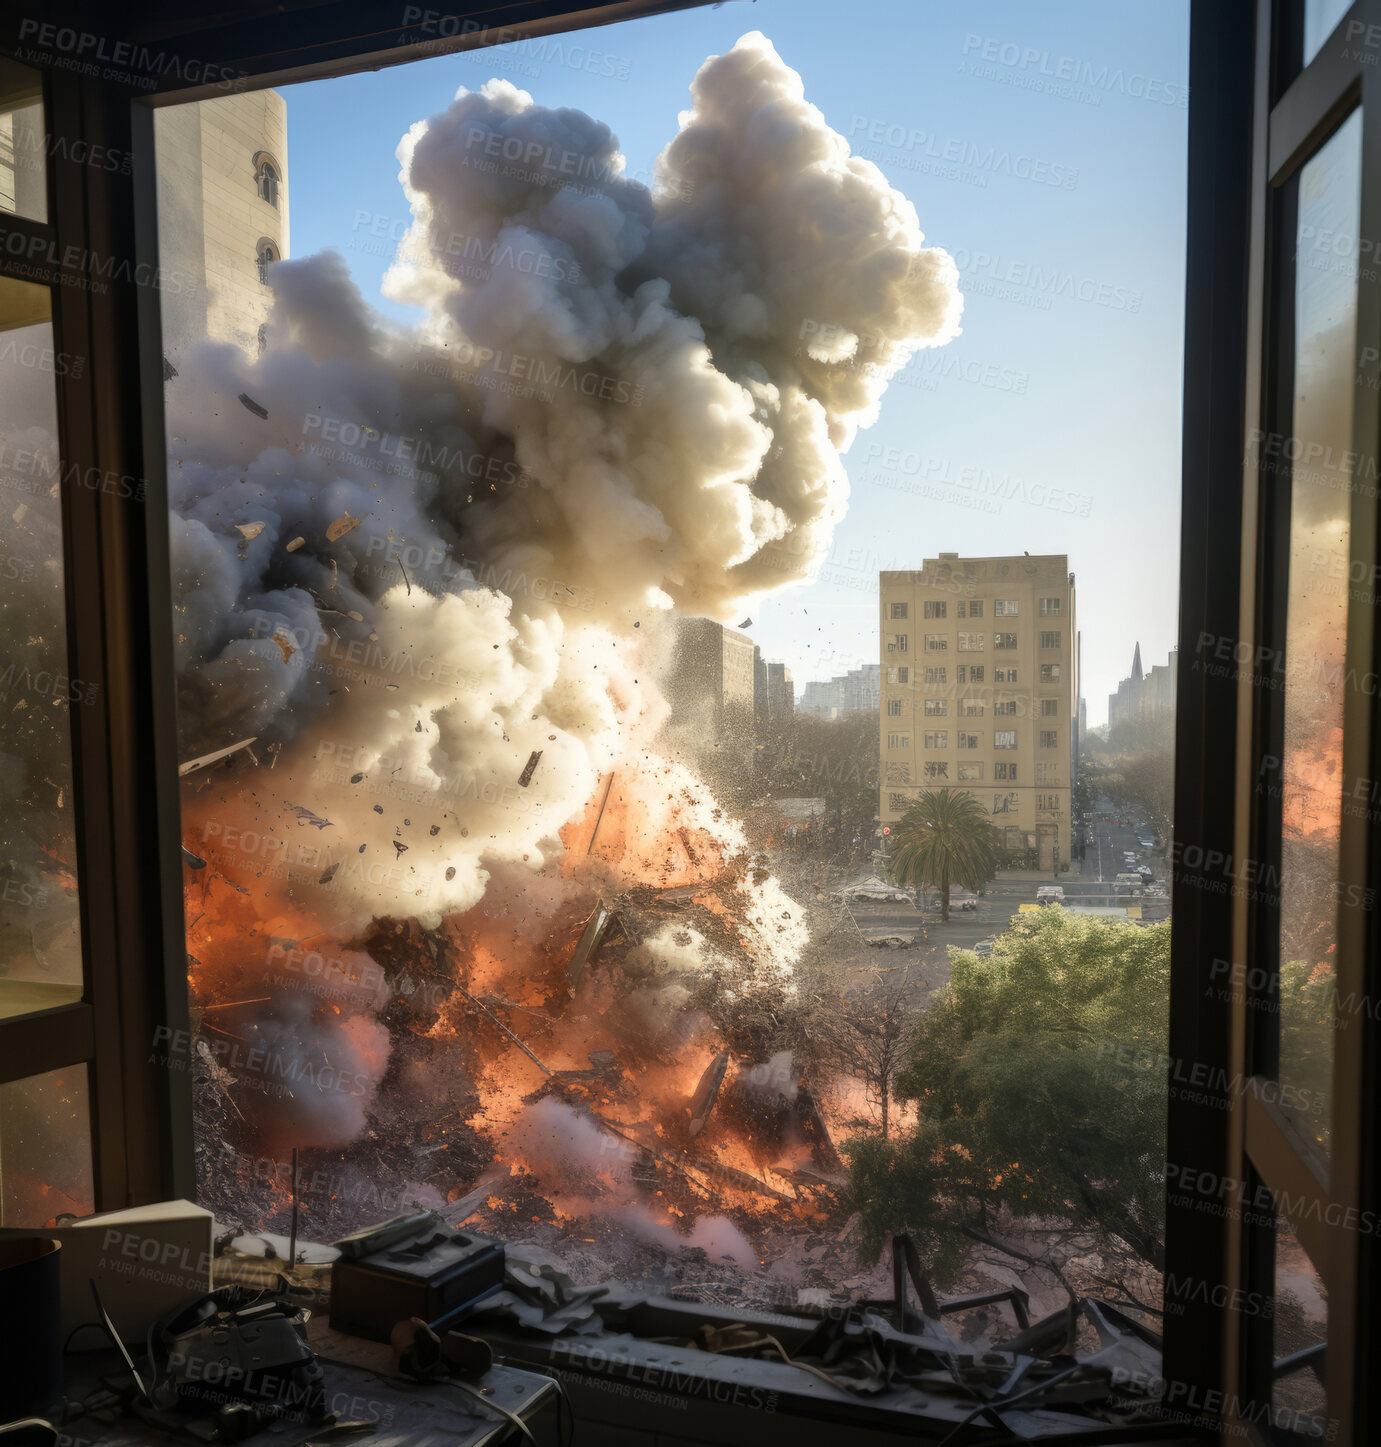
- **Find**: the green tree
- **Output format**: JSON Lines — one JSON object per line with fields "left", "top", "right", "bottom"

{"left": 1277, "top": 953, "right": 1338, "bottom": 1159}
{"left": 886, "top": 788, "right": 999, "bottom": 921}
{"left": 846, "top": 909, "right": 1170, "bottom": 1279}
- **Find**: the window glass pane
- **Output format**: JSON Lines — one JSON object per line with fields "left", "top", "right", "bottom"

{"left": 1272, "top": 1224, "right": 1328, "bottom": 1438}
{"left": 1303, "top": 0, "right": 1353, "bottom": 68}
{"left": 1277, "top": 110, "right": 1362, "bottom": 1165}
{"left": 0, "top": 1064, "right": 93, "bottom": 1225}
{"left": 0, "top": 276, "right": 83, "bottom": 1022}
{"left": 0, "top": 58, "right": 47, "bottom": 223}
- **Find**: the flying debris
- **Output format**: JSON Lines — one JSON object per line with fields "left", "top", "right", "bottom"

{"left": 517, "top": 750, "right": 543, "bottom": 788}
{"left": 235, "top": 522, "right": 267, "bottom": 540}
{"left": 319, "top": 861, "right": 340, "bottom": 885}
{"left": 181, "top": 846, "right": 207, "bottom": 869}
{"left": 163, "top": 357, "right": 178, "bottom": 380}
{"left": 285, "top": 536, "right": 306, "bottom": 552}
{"left": 738, "top": 618, "right": 752, "bottom": 628}
{"left": 177, "top": 736, "right": 259, "bottom": 777}
{"left": 565, "top": 901, "right": 627, "bottom": 992}
{"left": 688, "top": 1049, "right": 730, "bottom": 1138}
{"left": 237, "top": 392, "right": 269, "bottom": 419}
{"left": 325, "top": 512, "right": 361, "bottom": 541}
{"left": 288, "top": 804, "right": 333, "bottom": 830}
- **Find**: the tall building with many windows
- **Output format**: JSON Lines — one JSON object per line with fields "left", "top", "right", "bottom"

{"left": 664, "top": 617, "right": 757, "bottom": 741}
{"left": 879, "top": 554, "right": 1078, "bottom": 870}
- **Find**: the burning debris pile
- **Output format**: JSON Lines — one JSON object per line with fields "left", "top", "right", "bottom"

{"left": 191, "top": 767, "right": 858, "bottom": 1284}
{"left": 167, "top": 30, "right": 962, "bottom": 1282}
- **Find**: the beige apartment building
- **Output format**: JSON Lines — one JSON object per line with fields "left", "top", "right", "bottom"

{"left": 879, "top": 554, "right": 1079, "bottom": 871}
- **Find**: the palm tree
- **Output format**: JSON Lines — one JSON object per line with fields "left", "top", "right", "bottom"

{"left": 887, "top": 788, "right": 999, "bottom": 922}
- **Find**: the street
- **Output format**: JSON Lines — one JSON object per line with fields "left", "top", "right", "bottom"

{"left": 845, "top": 798, "right": 1169, "bottom": 957}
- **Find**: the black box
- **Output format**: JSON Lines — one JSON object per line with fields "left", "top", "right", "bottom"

{"left": 330, "top": 1221, "right": 505, "bottom": 1342}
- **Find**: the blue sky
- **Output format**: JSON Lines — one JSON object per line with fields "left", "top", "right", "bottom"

{"left": 281, "top": 0, "right": 1189, "bottom": 726}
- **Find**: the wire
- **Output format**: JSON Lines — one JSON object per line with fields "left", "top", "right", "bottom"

{"left": 313, "top": 1354, "right": 553, "bottom": 1446}
{"left": 62, "top": 1321, "right": 116, "bottom": 1356}
{"left": 444, "top": 1378, "right": 537, "bottom": 1446}
{"left": 526, "top": 1366, "right": 576, "bottom": 1447}
{"left": 552, "top": 1371, "right": 576, "bottom": 1447}
{"left": 88, "top": 1280, "right": 150, "bottom": 1402}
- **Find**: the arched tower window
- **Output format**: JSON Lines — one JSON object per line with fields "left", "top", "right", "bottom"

{"left": 252, "top": 153, "right": 282, "bottom": 208}
{"left": 256, "top": 238, "right": 280, "bottom": 285}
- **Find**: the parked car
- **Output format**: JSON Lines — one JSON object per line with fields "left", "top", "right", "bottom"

{"left": 1036, "top": 885, "right": 1065, "bottom": 906}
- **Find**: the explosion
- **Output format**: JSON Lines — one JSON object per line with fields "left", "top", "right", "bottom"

{"left": 165, "top": 32, "right": 960, "bottom": 1267}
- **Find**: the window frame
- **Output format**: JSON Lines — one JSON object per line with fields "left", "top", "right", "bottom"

{"left": 253, "top": 151, "right": 282, "bottom": 207}
{"left": 1169, "top": 0, "right": 1381, "bottom": 1436}
{"left": 12, "top": 5, "right": 1362, "bottom": 1439}
{"left": 0, "top": 61, "right": 192, "bottom": 1209}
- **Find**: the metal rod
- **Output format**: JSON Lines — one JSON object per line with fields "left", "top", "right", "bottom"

{"left": 586, "top": 772, "right": 615, "bottom": 853}
{"left": 289, "top": 1146, "right": 300, "bottom": 1274}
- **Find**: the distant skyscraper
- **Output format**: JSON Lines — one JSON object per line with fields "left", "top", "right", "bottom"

{"left": 799, "top": 663, "right": 880, "bottom": 717}
{"left": 1108, "top": 643, "right": 1176, "bottom": 728}
{"left": 766, "top": 661, "right": 794, "bottom": 722}
{"left": 663, "top": 618, "right": 756, "bottom": 740}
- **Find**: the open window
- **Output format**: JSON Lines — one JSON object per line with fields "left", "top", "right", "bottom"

{"left": 8, "top": 0, "right": 1381, "bottom": 1438}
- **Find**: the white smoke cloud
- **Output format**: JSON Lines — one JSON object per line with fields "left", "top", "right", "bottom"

{"left": 613, "top": 1204, "right": 758, "bottom": 1269}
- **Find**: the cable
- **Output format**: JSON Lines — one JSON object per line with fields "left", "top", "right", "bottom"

{"left": 444, "top": 1378, "right": 536, "bottom": 1446}
{"left": 526, "top": 1366, "right": 576, "bottom": 1447}
{"left": 313, "top": 1353, "right": 552, "bottom": 1446}
{"left": 87, "top": 1281, "right": 150, "bottom": 1403}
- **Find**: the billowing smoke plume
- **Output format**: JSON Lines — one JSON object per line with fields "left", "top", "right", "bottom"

{"left": 163, "top": 31, "right": 959, "bottom": 1149}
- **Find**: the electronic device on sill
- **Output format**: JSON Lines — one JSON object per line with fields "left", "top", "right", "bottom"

{"left": 329, "top": 1212, "right": 506, "bottom": 1342}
